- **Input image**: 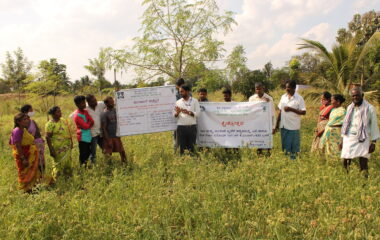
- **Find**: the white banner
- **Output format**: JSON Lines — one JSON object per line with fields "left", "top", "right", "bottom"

{"left": 197, "top": 102, "right": 272, "bottom": 148}
{"left": 115, "top": 86, "right": 177, "bottom": 136}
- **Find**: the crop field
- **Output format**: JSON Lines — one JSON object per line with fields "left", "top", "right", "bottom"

{"left": 0, "top": 92, "right": 379, "bottom": 239}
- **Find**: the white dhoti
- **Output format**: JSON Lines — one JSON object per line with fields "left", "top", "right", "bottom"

{"left": 341, "top": 134, "right": 371, "bottom": 159}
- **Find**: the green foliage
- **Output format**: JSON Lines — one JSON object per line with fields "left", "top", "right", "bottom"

{"left": 37, "top": 58, "right": 70, "bottom": 94}
{"left": 110, "top": 0, "right": 236, "bottom": 81}
{"left": 1, "top": 48, "right": 33, "bottom": 106}
{"left": 85, "top": 50, "right": 112, "bottom": 94}
{"left": 336, "top": 10, "right": 380, "bottom": 46}
{"left": 232, "top": 70, "right": 267, "bottom": 99}
{"left": 1, "top": 48, "right": 32, "bottom": 91}
{"left": 194, "top": 69, "right": 227, "bottom": 92}
{"left": 289, "top": 58, "right": 301, "bottom": 82}
{"left": 0, "top": 79, "right": 11, "bottom": 94}
{"left": 269, "top": 68, "right": 290, "bottom": 88}
{"left": 225, "top": 45, "right": 248, "bottom": 83}
{"left": 298, "top": 32, "right": 380, "bottom": 100}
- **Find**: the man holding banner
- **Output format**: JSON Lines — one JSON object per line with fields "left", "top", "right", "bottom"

{"left": 174, "top": 85, "right": 200, "bottom": 155}
{"left": 249, "top": 82, "right": 276, "bottom": 156}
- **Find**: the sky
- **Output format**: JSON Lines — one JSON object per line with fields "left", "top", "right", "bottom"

{"left": 0, "top": 0, "right": 378, "bottom": 83}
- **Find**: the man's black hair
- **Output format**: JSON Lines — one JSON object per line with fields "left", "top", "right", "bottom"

{"left": 222, "top": 88, "right": 232, "bottom": 96}
{"left": 285, "top": 80, "right": 297, "bottom": 89}
{"left": 85, "top": 94, "right": 95, "bottom": 101}
{"left": 20, "top": 104, "right": 32, "bottom": 113}
{"left": 103, "top": 96, "right": 113, "bottom": 104}
{"left": 255, "top": 82, "right": 264, "bottom": 88}
{"left": 198, "top": 88, "right": 207, "bottom": 93}
{"left": 74, "top": 95, "right": 86, "bottom": 105}
{"left": 176, "top": 78, "right": 185, "bottom": 86}
{"left": 180, "top": 85, "right": 191, "bottom": 92}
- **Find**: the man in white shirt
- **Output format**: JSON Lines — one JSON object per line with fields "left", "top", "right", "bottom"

{"left": 174, "top": 85, "right": 200, "bottom": 155}
{"left": 341, "top": 87, "right": 379, "bottom": 178}
{"left": 275, "top": 80, "right": 306, "bottom": 159}
{"left": 85, "top": 94, "right": 106, "bottom": 163}
{"left": 249, "top": 82, "right": 276, "bottom": 156}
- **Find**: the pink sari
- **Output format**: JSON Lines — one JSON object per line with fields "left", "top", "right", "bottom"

{"left": 28, "top": 120, "right": 45, "bottom": 173}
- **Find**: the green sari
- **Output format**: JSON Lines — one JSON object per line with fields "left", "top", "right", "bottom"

{"left": 319, "top": 107, "right": 346, "bottom": 158}
{"left": 45, "top": 119, "right": 73, "bottom": 179}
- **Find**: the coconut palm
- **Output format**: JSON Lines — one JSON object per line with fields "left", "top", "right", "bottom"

{"left": 298, "top": 32, "right": 380, "bottom": 103}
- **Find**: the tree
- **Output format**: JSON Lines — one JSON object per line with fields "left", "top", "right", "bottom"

{"left": 269, "top": 68, "right": 290, "bottom": 88}
{"left": 336, "top": 10, "right": 380, "bottom": 46}
{"left": 194, "top": 68, "right": 227, "bottom": 92}
{"left": 24, "top": 78, "right": 56, "bottom": 118}
{"left": 298, "top": 32, "right": 380, "bottom": 101}
{"left": 263, "top": 62, "right": 273, "bottom": 79}
{"left": 112, "top": 0, "right": 236, "bottom": 82}
{"left": 72, "top": 75, "right": 97, "bottom": 94}
{"left": 289, "top": 58, "right": 301, "bottom": 82}
{"left": 225, "top": 45, "right": 248, "bottom": 84}
{"left": 84, "top": 51, "right": 112, "bottom": 95}
{"left": 232, "top": 70, "right": 267, "bottom": 99}
{"left": 35, "top": 58, "right": 70, "bottom": 105}
{"left": 1, "top": 48, "right": 32, "bottom": 105}
{"left": 0, "top": 79, "right": 11, "bottom": 94}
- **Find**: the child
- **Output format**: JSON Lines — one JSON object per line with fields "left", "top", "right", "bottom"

{"left": 73, "top": 95, "right": 94, "bottom": 165}
{"left": 101, "top": 96, "right": 127, "bottom": 163}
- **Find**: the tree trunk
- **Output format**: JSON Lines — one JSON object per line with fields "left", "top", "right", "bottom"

{"left": 114, "top": 68, "right": 117, "bottom": 84}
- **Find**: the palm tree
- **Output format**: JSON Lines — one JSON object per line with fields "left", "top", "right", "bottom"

{"left": 298, "top": 32, "right": 380, "bottom": 102}
{"left": 84, "top": 53, "right": 108, "bottom": 95}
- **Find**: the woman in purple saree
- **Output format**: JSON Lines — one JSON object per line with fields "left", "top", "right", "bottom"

{"left": 20, "top": 104, "right": 45, "bottom": 175}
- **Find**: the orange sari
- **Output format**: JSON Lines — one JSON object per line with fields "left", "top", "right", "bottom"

{"left": 11, "top": 129, "right": 41, "bottom": 191}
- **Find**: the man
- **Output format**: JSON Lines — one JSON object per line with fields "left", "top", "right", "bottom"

{"left": 223, "top": 89, "right": 232, "bottom": 102}
{"left": 222, "top": 88, "right": 239, "bottom": 156}
{"left": 174, "top": 78, "right": 186, "bottom": 151}
{"left": 73, "top": 95, "right": 95, "bottom": 165}
{"left": 174, "top": 85, "right": 200, "bottom": 155}
{"left": 275, "top": 80, "right": 306, "bottom": 160}
{"left": 249, "top": 82, "right": 276, "bottom": 156}
{"left": 198, "top": 88, "right": 209, "bottom": 102}
{"left": 101, "top": 96, "right": 127, "bottom": 163}
{"left": 341, "top": 87, "right": 379, "bottom": 177}
{"left": 85, "top": 94, "right": 106, "bottom": 163}
{"left": 175, "top": 78, "right": 186, "bottom": 100}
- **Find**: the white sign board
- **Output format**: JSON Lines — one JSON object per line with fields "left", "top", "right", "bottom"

{"left": 197, "top": 102, "right": 272, "bottom": 148}
{"left": 115, "top": 86, "right": 177, "bottom": 136}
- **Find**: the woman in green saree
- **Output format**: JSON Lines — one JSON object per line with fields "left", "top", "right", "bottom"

{"left": 319, "top": 94, "right": 346, "bottom": 159}
{"left": 45, "top": 106, "right": 73, "bottom": 179}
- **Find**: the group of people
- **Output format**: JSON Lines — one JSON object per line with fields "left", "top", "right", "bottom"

{"left": 9, "top": 95, "right": 126, "bottom": 192}
{"left": 174, "top": 78, "right": 379, "bottom": 177}
{"left": 8, "top": 78, "right": 380, "bottom": 191}
{"left": 311, "top": 88, "right": 379, "bottom": 177}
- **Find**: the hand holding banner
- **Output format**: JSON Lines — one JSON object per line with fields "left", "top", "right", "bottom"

{"left": 197, "top": 102, "right": 273, "bottom": 148}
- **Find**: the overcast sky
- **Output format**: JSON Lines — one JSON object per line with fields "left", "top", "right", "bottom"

{"left": 0, "top": 0, "right": 378, "bottom": 83}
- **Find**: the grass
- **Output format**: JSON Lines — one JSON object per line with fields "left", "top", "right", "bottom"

{"left": 0, "top": 91, "right": 379, "bottom": 239}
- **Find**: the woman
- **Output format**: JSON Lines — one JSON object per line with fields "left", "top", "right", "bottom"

{"left": 20, "top": 104, "right": 45, "bottom": 174}
{"left": 45, "top": 106, "right": 73, "bottom": 179}
{"left": 319, "top": 94, "right": 346, "bottom": 158}
{"left": 9, "top": 113, "right": 41, "bottom": 191}
{"left": 311, "top": 91, "right": 334, "bottom": 152}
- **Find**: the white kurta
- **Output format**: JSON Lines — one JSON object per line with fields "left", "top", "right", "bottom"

{"left": 249, "top": 93, "right": 276, "bottom": 149}
{"left": 341, "top": 104, "right": 380, "bottom": 159}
